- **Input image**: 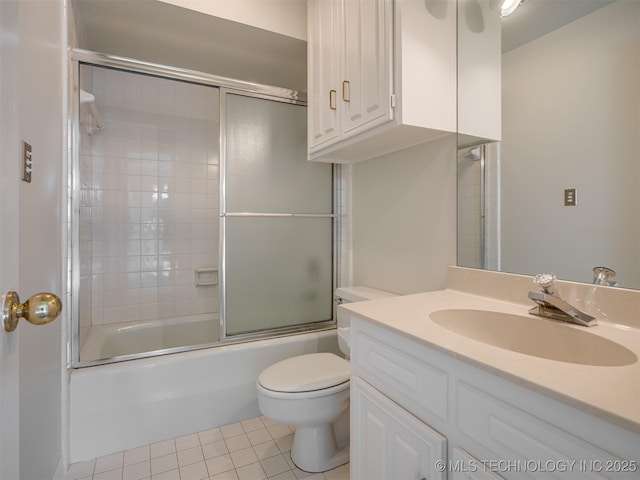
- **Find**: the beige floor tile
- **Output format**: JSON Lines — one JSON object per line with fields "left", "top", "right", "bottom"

{"left": 177, "top": 445, "right": 205, "bottom": 467}
{"left": 178, "top": 460, "right": 208, "bottom": 480}
{"left": 247, "top": 428, "right": 272, "bottom": 446}
{"left": 123, "top": 460, "right": 151, "bottom": 480}
{"left": 202, "top": 439, "right": 228, "bottom": 459}
{"left": 150, "top": 439, "right": 176, "bottom": 459}
{"left": 206, "top": 453, "right": 235, "bottom": 476}
{"left": 240, "top": 417, "right": 265, "bottom": 433}
{"left": 235, "top": 462, "right": 267, "bottom": 480}
{"left": 220, "top": 422, "right": 244, "bottom": 439}
{"left": 151, "top": 453, "right": 178, "bottom": 476}
{"left": 175, "top": 433, "right": 200, "bottom": 452}
{"left": 124, "top": 446, "right": 150, "bottom": 467}
{"left": 225, "top": 434, "right": 251, "bottom": 453}
{"left": 253, "top": 440, "right": 281, "bottom": 461}
{"left": 229, "top": 446, "right": 258, "bottom": 469}
{"left": 198, "top": 428, "right": 223, "bottom": 445}
{"left": 260, "top": 454, "right": 290, "bottom": 478}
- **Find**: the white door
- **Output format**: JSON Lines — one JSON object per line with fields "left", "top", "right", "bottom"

{"left": 0, "top": 1, "right": 65, "bottom": 479}
{"left": 1, "top": 3, "right": 23, "bottom": 478}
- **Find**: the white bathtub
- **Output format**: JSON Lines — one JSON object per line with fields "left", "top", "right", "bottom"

{"left": 69, "top": 328, "right": 340, "bottom": 462}
{"left": 79, "top": 314, "right": 218, "bottom": 363}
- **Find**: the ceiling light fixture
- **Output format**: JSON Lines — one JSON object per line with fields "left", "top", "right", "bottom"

{"left": 501, "top": 0, "right": 524, "bottom": 17}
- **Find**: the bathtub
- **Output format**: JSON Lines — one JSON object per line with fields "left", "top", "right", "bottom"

{"left": 69, "top": 328, "right": 340, "bottom": 462}
{"left": 79, "top": 314, "right": 219, "bottom": 363}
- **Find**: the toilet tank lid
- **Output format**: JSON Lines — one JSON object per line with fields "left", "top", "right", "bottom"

{"left": 335, "top": 286, "right": 396, "bottom": 303}
{"left": 258, "top": 353, "right": 349, "bottom": 393}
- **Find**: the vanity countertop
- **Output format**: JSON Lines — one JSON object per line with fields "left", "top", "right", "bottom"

{"left": 341, "top": 289, "right": 640, "bottom": 434}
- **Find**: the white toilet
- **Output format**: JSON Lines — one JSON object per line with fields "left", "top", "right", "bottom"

{"left": 256, "top": 287, "right": 396, "bottom": 473}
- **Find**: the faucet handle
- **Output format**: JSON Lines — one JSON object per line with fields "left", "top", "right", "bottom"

{"left": 533, "top": 273, "right": 556, "bottom": 294}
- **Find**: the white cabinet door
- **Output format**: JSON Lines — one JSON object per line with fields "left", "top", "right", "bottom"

{"left": 451, "top": 448, "right": 505, "bottom": 480}
{"left": 351, "top": 377, "right": 446, "bottom": 480}
{"left": 341, "top": 0, "right": 393, "bottom": 137}
{"left": 307, "top": 0, "right": 340, "bottom": 150}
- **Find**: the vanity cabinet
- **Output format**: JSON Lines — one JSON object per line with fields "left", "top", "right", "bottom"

{"left": 351, "top": 377, "right": 446, "bottom": 480}
{"left": 349, "top": 315, "right": 640, "bottom": 480}
{"left": 307, "top": 0, "right": 457, "bottom": 164}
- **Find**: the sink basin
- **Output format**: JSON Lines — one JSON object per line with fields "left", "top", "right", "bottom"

{"left": 430, "top": 309, "right": 637, "bottom": 366}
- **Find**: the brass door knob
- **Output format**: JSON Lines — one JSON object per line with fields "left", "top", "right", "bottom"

{"left": 3, "top": 291, "right": 62, "bottom": 332}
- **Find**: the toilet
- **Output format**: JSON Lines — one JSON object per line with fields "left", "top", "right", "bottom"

{"left": 256, "top": 286, "right": 396, "bottom": 472}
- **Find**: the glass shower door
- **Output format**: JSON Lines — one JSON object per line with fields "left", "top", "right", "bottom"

{"left": 222, "top": 92, "right": 334, "bottom": 336}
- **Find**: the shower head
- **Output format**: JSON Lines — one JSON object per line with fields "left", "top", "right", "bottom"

{"left": 80, "top": 89, "right": 96, "bottom": 105}
{"left": 459, "top": 145, "right": 483, "bottom": 161}
{"left": 79, "top": 88, "right": 104, "bottom": 134}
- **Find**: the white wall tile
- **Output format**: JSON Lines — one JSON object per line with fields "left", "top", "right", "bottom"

{"left": 79, "top": 67, "right": 220, "bottom": 326}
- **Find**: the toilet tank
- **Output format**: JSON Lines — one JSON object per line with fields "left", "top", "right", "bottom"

{"left": 335, "top": 286, "right": 396, "bottom": 356}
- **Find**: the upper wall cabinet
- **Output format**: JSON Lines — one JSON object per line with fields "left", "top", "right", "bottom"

{"left": 308, "top": 0, "right": 457, "bottom": 164}
{"left": 457, "top": 0, "right": 501, "bottom": 147}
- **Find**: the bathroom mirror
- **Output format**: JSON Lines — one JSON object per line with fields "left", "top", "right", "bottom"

{"left": 457, "top": 0, "right": 640, "bottom": 290}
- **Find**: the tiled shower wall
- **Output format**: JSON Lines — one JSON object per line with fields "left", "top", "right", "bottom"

{"left": 457, "top": 144, "right": 500, "bottom": 272}
{"left": 78, "top": 65, "right": 219, "bottom": 343}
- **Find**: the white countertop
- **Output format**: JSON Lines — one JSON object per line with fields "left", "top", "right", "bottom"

{"left": 341, "top": 289, "right": 640, "bottom": 434}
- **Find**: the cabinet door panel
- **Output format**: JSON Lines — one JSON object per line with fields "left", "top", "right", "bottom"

{"left": 308, "top": 0, "right": 340, "bottom": 150}
{"left": 342, "top": 0, "right": 392, "bottom": 136}
{"left": 452, "top": 448, "right": 504, "bottom": 480}
{"left": 352, "top": 377, "right": 446, "bottom": 480}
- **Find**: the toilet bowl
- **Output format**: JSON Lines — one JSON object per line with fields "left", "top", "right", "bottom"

{"left": 256, "top": 287, "right": 396, "bottom": 473}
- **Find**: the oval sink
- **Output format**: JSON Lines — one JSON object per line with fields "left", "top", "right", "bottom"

{"left": 430, "top": 309, "right": 637, "bottom": 366}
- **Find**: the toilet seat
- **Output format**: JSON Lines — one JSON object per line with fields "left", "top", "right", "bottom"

{"left": 257, "top": 353, "right": 350, "bottom": 399}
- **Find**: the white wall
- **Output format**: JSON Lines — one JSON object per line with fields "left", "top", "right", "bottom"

{"left": 351, "top": 135, "right": 457, "bottom": 294}
{"left": 501, "top": 1, "right": 640, "bottom": 288}
{"left": 157, "top": 0, "right": 307, "bottom": 41}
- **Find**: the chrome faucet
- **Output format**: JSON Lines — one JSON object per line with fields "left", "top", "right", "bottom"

{"left": 528, "top": 273, "right": 598, "bottom": 327}
{"left": 593, "top": 266, "right": 617, "bottom": 286}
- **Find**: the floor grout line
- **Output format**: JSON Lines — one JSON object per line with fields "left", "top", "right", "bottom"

{"left": 64, "top": 416, "right": 349, "bottom": 480}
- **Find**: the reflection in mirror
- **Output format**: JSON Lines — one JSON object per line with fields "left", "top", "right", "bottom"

{"left": 457, "top": 0, "right": 640, "bottom": 290}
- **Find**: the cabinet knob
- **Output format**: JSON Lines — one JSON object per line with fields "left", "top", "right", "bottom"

{"left": 329, "top": 89, "right": 337, "bottom": 110}
{"left": 342, "top": 80, "right": 350, "bottom": 102}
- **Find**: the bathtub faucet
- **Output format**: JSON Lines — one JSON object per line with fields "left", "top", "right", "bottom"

{"left": 527, "top": 273, "right": 598, "bottom": 327}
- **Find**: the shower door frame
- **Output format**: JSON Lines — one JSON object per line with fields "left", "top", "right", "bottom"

{"left": 218, "top": 89, "right": 338, "bottom": 342}
{"left": 69, "top": 50, "right": 339, "bottom": 368}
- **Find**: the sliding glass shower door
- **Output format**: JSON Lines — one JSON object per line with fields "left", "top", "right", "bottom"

{"left": 222, "top": 92, "right": 334, "bottom": 336}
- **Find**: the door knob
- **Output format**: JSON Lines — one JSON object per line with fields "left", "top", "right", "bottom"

{"left": 3, "top": 291, "right": 62, "bottom": 332}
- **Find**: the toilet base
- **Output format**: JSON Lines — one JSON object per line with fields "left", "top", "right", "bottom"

{"left": 290, "top": 423, "right": 350, "bottom": 473}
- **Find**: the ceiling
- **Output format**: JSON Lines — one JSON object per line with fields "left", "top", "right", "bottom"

{"left": 71, "top": 0, "right": 307, "bottom": 92}
{"left": 72, "top": 0, "right": 617, "bottom": 90}
{"left": 501, "top": 0, "right": 616, "bottom": 52}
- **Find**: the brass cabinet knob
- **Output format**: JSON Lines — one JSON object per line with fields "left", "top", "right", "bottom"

{"left": 3, "top": 291, "right": 62, "bottom": 332}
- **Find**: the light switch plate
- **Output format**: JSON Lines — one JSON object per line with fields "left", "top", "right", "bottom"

{"left": 564, "top": 188, "right": 576, "bottom": 206}
{"left": 22, "top": 141, "right": 32, "bottom": 183}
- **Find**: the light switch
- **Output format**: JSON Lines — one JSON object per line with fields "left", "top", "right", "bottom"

{"left": 22, "top": 141, "right": 32, "bottom": 183}
{"left": 564, "top": 188, "right": 576, "bottom": 206}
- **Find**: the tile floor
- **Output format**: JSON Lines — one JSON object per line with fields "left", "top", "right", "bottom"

{"left": 64, "top": 416, "right": 350, "bottom": 480}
